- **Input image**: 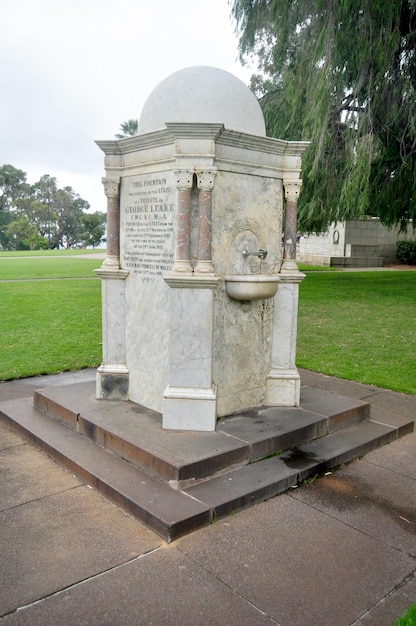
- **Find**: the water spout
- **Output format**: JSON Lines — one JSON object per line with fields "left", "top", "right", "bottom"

{"left": 242, "top": 248, "right": 268, "bottom": 260}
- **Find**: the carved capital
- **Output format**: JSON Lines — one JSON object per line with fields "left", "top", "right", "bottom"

{"left": 283, "top": 179, "right": 302, "bottom": 202}
{"left": 174, "top": 169, "right": 194, "bottom": 190}
{"left": 102, "top": 177, "right": 120, "bottom": 198}
{"left": 197, "top": 169, "right": 217, "bottom": 191}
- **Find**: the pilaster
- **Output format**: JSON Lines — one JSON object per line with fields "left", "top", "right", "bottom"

{"left": 266, "top": 177, "right": 305, "bottom": 406}
{"left": 172, "top": 169, "right": 193, "bottom": 273}
{"left": 101, "top": 177, "right": 121, "bottom": 269}
{"left": 265, "top": 271, "right": 305, "bottom": 406}
{"left": 281, "top": 178, "right": 302, "bottom": 273}
{"left": 95, "top": 176, "right": 129, "bottom": 400}
{"left": 163, "top": 275, "right": 219, "bottom": 431}
{"left": 195, "top": 169, "right": 216, "bottom": 274}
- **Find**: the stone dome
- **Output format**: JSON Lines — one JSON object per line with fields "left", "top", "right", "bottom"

{"left": 138, "top": 66, "right": 266, "bottom": 136}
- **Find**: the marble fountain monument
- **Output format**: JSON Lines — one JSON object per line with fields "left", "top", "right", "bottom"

{"left": 1, "top": 67, "right": 410, "bottom": 541}
{"left": 95, "top": 65, "right": 308, "bottom": 431}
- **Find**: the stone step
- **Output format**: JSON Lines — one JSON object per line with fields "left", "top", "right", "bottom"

{"left": 184, "top": 420, "right": 402, "bottom": 519}
{"left": 0, "top": 393, "right": 412, "bottom": 542}
{"left": 0, "top": 397, "right": 211, "bottom": 542}
{"left": 32, "top": 382, "right": 370, "bottom": 484}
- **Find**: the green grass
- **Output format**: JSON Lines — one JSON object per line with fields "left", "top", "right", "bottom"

{"left": 0, "top": 257, "right": 102, "bottom": 280}
{"left": 0, "top": 248, "right": 105, "bottom": 257}
{"left": 0, "top": 280, "right": 102, "bottom": 379}
{"left": 297, "top": 271, "right": 416, "bottom": 395}
{"left": 396, "top": 603, "right": 416, "bottom": 626}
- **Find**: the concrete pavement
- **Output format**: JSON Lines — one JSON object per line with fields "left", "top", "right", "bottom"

{"left": 0, "top": 368, "right": 415, "bottom": 626}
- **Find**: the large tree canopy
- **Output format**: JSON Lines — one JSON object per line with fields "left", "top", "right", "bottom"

{"left": 0, "top": 165, "right": 106, "bottom": 250}
{"left": 231, "top": 0, "right": 416, "bottom": 231}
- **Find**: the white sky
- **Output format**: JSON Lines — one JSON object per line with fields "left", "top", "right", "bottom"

{"left": 1, "top": 0, "right": 253, "bottom": 213}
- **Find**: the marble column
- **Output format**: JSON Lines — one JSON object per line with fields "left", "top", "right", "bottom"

{"left": 172, "top": 169, "right": 193, "bottom": 273}
{"left": 195, "top": 169, "right": 216, "bottom": 274}
{"left": 102, "top": 177, "right": 121, "bottom": 269}
{"left": 281, "top": 178, "right": 302, "bottom": 272}
{"left": 265, "top": 178, "right": 305, "bottom": 406}
{"left": 95, "top": 177, "right": 129, "bottom": 400}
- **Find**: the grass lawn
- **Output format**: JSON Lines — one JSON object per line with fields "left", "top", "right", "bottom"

{"left": 0, "top": 279, "right": 102, "bottom": 379}
{"left": 297, "top": 270, "right": 416, "bottom": 395}
{"left": 0, "top": 249, "right": 105, "bottom": 257}
{"left": 0, "top": 257, "right": 101, "bottom": 280}
{"left": 0, "top": 255, "right": 103, "bottom": 379}
{"left": 1, "top": 254, "right": 415, "bottom": 396}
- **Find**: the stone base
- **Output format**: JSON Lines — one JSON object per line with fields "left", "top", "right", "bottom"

{"left": 163, "top": 385, "right": 217, "bottom": 431}
{"left": 96, "top": 365, "right": 129, "bottom": 401}
{"left": 265, "top": 368, "right": 301, "bottom": 406}
{"left": 3, "top": 378, "right": 412, "bottom": 542}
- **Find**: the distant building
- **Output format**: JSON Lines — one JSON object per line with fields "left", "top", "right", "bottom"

{"left": 297, "top": 217, "right": 414, "bottom": 267}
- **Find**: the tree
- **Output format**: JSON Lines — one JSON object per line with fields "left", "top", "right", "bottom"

{"left": 115, "top": 119, "right": 139, "bottom": 139}
{"left": 6, "top": 216, "right": 39, "bottom": 250}
{"left": 231, "top": 0, "right": 416, "bottom": 232}
{"left": 0, "top": 165, "right": 30, "bottom": 248}
{"left": 53, "top": 186, "right": 89, "bottom": 248}
{"left": 0, "top": 165, "right": 102, "bottom": 250}
{"left": 80, "top": 212, "right": 106, "bottom": 248}
{"left": 0, "top": 164, "right": 29, "bottom": 212}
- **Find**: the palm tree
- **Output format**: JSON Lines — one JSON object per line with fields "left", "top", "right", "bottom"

{"left": 115, "top": 119, "right": 139, "bottom": 139}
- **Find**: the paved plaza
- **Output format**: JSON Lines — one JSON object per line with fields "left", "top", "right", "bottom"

{"left": 1, "top": 368, "right": 415, "bottom": 625}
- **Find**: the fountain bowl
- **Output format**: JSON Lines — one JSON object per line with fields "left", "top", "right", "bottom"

{"left": 225, "top": 274, "right": 279, "bottom": 302}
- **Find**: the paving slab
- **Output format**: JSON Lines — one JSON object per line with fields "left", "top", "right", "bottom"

{"left": 363, "top": 389, "right": 416, "bottom": 422}
{"left": 0, "top": 485, "right": 162, "bottom": 617}
{"left": 299, "top": 369, "right": 380, "bottom": 400}
{"left": 290, "top": 458, "right": 416, "bottom": 556}
{"left": 363, "top": 431, "right": 416, "bottom": 478}
{"left": 1, "top": 369, "right": 415, "bottom": 625}
{"left": 0, "top": 369, "right": 96, "bottom": 402}
{"left": 0, "top": 443, "right": 80, "bottom": 510}
{"left": 0, "top": 422, "right": 25, "bottom": 450}
{"left": 0, "top": 546, "right": 274, "bottom": 626}
{"left": 176, "top": 494, "right": 416, "bottom": 626}
{"left": 358, "top": 572, "right": 416, "bottom": 626}
{"left": 299, "top": 369, "right": 416, "bottom": 422}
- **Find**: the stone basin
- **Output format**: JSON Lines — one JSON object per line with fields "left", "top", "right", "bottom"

{"left": 225, "top": 274, "right": 279, "bottom": 302}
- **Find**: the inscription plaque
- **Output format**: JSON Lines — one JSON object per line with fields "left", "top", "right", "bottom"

{"left": 121, "top": 174, "right": 175, "bottom": 281}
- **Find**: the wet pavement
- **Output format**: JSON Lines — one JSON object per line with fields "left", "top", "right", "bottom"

{"left": 0, "top": 368, "right": 415, "bottom": 626}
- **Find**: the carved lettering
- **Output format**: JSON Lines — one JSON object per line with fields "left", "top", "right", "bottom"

{"left": 121, "top": 174, "right": 175, "bottom": 282}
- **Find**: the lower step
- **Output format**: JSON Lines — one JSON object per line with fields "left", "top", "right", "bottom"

{"left": 0, "top": 396, "right": 410, "bottom": 542}
{"left": 0, "top": 398, "right": 211, "bottom": 542}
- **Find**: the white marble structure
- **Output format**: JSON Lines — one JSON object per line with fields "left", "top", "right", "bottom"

{"left": 95, "top": 66, "right": 309, "bottom": 431}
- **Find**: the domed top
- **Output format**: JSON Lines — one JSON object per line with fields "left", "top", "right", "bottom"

{"left": 138, "top": 66, "right": 266, "bottom": 136}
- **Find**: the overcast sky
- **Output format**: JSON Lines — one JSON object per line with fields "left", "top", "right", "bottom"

{"left": 1, "top": 0, "right": 253, "bottom": 212}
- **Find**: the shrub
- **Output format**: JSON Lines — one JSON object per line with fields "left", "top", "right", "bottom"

{"left": 396, "top": 240, "right": 416, "bottom": 265}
